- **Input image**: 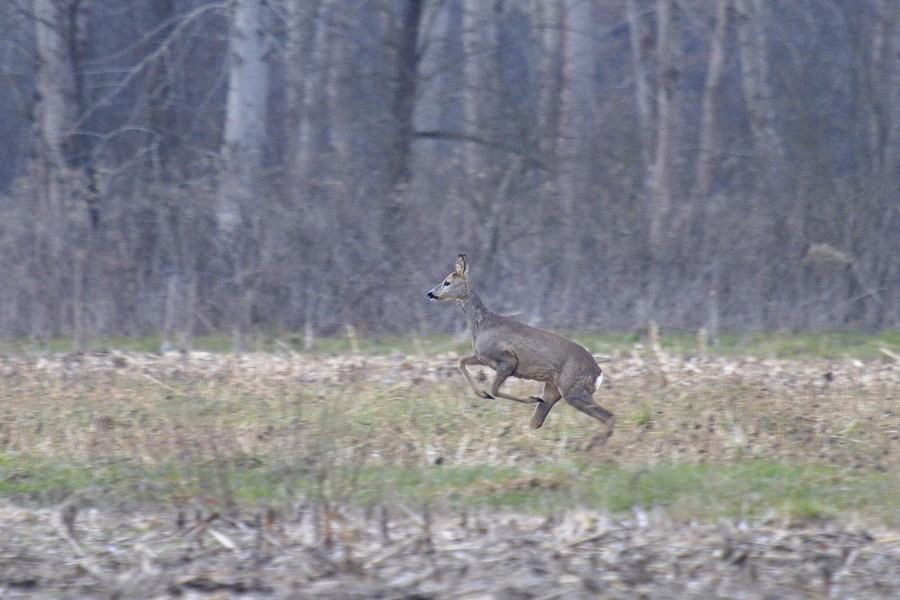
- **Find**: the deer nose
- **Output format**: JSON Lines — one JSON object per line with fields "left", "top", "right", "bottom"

{"left": 427, "top": 292, "right": 437, "bottom": 300}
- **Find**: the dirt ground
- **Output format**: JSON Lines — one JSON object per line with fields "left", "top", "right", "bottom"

{"left": 1, "top": 502, "right": 898, "bottom": 599}
{"left": 1, "top": 349, "right": 898, "bottom": 598}
{"left": 0, "top": 506, "right": 900, "bottom": 599}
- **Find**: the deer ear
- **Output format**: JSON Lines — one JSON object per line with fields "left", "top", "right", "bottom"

{"left": 455, "top": 254, "right": 469, "bottom": 276}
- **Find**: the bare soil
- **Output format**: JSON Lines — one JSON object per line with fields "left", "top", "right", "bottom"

{"left": 1, "top": 502, "right": 898, "bottom": 599}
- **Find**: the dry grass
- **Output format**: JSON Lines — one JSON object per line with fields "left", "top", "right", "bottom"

{"left": 0, "top": 349, "right": 897, "bottom": 516}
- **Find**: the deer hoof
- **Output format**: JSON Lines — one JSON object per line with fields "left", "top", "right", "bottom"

{"left": 584, "top": 429, "right": 613, "bottom": 450}
{"left": 479, "top": 390, "right": 494, "bottom": 399}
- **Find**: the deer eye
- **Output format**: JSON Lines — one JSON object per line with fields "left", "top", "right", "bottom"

{"left": 443, "top": 281, "right": 450, "bottom": 286}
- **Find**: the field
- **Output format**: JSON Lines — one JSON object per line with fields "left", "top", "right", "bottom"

{"left": 0, "top": 333, "right": 898, "bottom": 598}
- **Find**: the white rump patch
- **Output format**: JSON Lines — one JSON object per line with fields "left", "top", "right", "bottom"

{"left": 595, "top": 373, "right": 604, "bottom": 390}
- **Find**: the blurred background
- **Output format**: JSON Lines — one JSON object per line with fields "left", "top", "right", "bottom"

{"left": 0, "top": 0, "right": 896, "bottom": 347}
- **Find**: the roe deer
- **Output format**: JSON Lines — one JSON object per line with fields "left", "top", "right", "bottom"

{"left": 427, "top": 254, "right": 614, "bottom": 445}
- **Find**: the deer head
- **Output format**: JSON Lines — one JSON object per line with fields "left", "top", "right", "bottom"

{"left": 427, "top": 254, "right": 471, "bottom": 302}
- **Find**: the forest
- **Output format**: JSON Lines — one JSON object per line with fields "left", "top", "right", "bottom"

{"left": 0, "top": 0, "right": 896, "bottom": 346}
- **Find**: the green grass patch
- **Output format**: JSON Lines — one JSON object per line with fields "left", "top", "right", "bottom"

{"left": 1, "top": 330, "right": 895, "bottom": 359}
{"left": 572, "top": 329, "right": 899, "bottom": 360}
{"left": 2, "top": 456, "right": 896, "bottom": 524}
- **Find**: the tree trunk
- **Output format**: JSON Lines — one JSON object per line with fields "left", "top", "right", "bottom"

{"left": 869, "top": 0, "right": 899, "bottom": 326}
{"left": 220, "top": 0, "right": 270, "bottom": 348}
{"left": 556, "top": 0, "right": 596, "bottom": 321}
{"left": 649, "top": 0, "right": 678, "bottom": 254}
{"left": 532, "top": 1, "right": 566, "bottom": 322}
{"left": 219, "top": 0, "right": 269, "bottom": 231}
{"left": 691, "top": 0, "right": 732, "bottom": 203}
{"left": 462, "top": 0, "right": 494, "bottom": 185}
{"left": 283, "top": 0, "right": 316, "bottom": 179}
{"left": 537, "top": 1, "right": 565, "bottom": 164}
{"left": 34, "top": 0, "right": 79, "bottom": 178}
{"left": 380, "top": 0, "right": 424, "bottom": 267}
{"left": 735, "top": 0, "right": 786, "bottom": 189}
{"left": 436, "top": 0, "right": 465, "bottom": 156}
{"left": 388, "top": 0, "right": 424, "bottom": 188}
{"left": 626, "top": 0, "right": 656, "bottom": 177}
{"left": 147, "top": 0, "right": 177, "bottom": 183}
{"left": 426, "top": 0, "right": 469, "bottom": 254}
{"left": 868, "top": 0, "right": 895, "bottom": 177}
{"left": 33, "top": 0, "right": 92, "bottom": 346}
{"left": 296, "top": 0, "right": 332, "bottom": 184}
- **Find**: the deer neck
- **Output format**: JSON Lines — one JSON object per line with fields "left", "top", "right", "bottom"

{"left": 458, "top": 289, "right": 492, "bottom": 338}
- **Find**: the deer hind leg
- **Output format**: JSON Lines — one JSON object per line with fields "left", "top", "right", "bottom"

{"left": 529, "top": 382, "right": 562, "bottom": 429}
{"left": 563, "top": 388, "right": 616, "bottom": 446}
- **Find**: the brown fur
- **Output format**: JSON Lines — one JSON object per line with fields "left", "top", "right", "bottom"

{"left": 428, "top": 255, "right": 614, "bottom": 443}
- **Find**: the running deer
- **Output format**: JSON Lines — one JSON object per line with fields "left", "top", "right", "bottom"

{"left": 427, "top": 254, "right": 615, "bottom": 445}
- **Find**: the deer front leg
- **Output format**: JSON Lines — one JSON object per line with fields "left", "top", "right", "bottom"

{"left": 488, "top": 355, "right": 543, "bottom": 405}
{"left": 458, "top": 355, "right": 493, "bottom": 399}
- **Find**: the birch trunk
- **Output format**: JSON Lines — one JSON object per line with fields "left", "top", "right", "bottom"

{"left": 219, "top": 0, "right": 269, "bottom": 231}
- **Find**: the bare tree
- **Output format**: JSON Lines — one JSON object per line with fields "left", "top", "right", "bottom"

{"left": 554, "top": 0, "right": 598, "bottom": 321}
{"left": 691, "top": 0, "right": 732, "bottom": 204}
{"left": 389, "top": 0, "right": 425, "bottom": 188}
{"left": 462, "top": 0, "right": 494, "bottom": 185}
{"left": 146, "top": 0, "right": 178, "bottom": 182}
{"left": 536, "top": 1, "right": 565, "bottom": 165}
{"left": 295, "top": 0, "right": 332, "bottom": 184}
{"left": 869, "top": 0, "right": 896, "bottom": 177}
{"left": 0, "top": 0, "right": 896, "bottom": 340}
{"left": 31, "top": 0, "right": 94, "bottom": 346}
{"left": 627, "top": 0, "right": 656, "bottom": 177}
{"left": 219, "top": 0, "right": 271, "bottom": 349}
{"left": 219, "top": 0, "right": 269, "bottom": 231}
{"left": 649, "top": 0, "right": 678, "bottom": 254}
{"left": 735, "top": 0, "right": 786, "bottom": 191}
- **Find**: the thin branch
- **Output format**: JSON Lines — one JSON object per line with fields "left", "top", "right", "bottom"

{"left": 413, "top": 129, "right": 553, "bottom": 172}
{"left": 74, "top": 2, "right": 228, "bottom": 129}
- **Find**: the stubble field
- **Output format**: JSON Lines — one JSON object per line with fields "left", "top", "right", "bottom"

{"left": 0, "top": 334, "right": 898, "bottom": 598}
